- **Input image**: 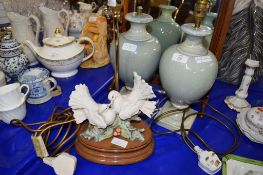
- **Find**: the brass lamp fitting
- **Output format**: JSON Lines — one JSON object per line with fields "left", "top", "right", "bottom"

{"left": 193, "top": 0, "right": 209, "bottom": 29}
{"left": 54, "top": 28, "right": 61, "bottom": 34}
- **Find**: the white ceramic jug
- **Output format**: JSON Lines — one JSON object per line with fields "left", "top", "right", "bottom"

{"left": 39, "top": 7, "right": 70, "bottom": 37}
{"left": 7, "top": 12, "right": 40, "bottom": 65}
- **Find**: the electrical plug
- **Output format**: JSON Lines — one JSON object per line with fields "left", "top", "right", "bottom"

{"left": 194, "top": 146, "right": 222, "bottom": 175}
{"left": 43, "top": 152, "right": 77, "bottom": 175}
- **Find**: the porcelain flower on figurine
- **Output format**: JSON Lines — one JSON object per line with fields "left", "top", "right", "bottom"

{"left": 68, "top": 72, "right": 157, "bottom": 142}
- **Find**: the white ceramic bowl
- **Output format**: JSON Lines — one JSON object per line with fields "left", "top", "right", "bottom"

{"left": 0, "top": 98, "right": 26, "bottom": 124}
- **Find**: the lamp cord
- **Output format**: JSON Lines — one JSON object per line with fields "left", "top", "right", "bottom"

{"left": 150, "top": 99, "right": 242, "bottom": 158}
{"left": 11, "top": 106, "right": 80, "bottom": 157}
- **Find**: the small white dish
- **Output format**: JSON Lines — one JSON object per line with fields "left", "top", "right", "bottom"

{"left": 237, "top": 108, "right": 263, "bottom": 143}
{"left": 0, "top": 97, "right": 26, "bottom": 124}
{"left": 222, "top": 154, "right": 263, "bottom": 175}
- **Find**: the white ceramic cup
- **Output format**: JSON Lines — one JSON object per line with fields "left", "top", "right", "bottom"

{"left": 0, "top": 99, "right": 26, "bottom": 124}
{"left": 0, "top": 83, "right": 29, "bottom": 110}
{"left": 0, "top": 71, "right": 6, "bottom": 87}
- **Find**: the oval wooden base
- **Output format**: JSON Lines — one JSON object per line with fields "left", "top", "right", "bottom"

{"left": 75, "top": 121, "right": 154, "bottom": 165}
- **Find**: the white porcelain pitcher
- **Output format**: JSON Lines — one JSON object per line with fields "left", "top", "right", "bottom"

{"left": 7, "top": 12, "right": 40, "bottom": 65}
{"left": 7, "top": 12, "right": 40, "bottom": 45}
{"left": 40, "top": 7, "right": 70, "bottom": 38}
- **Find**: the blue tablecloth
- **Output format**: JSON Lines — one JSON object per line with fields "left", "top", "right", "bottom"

{"left": 0, "top": 64, "right": 263, "bottom": 175}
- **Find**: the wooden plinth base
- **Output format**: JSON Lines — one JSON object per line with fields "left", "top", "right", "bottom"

{"left": 75, "top": 121, "right": 154, "bottom": 165}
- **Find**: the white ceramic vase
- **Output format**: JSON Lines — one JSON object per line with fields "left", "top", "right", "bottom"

{"left": 159, "top": 23, "right": 218, "bottom": 108}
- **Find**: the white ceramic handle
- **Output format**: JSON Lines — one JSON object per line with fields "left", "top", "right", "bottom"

{"left": 28, "top": 15, "right": 41, "bottom": 46}
{"left": 91, "top": 2, "right": 97, "bottom": 11}
{"left": 19, "top": 84, "right": 30, "bottom": 100}
{"left": 59, "top": 9, "right": 70, "bottom": 36}
{"left": 44, "top": 77, "right": 57, "bottom": 92}
{"left": 79, "top": 37, "right": 95, "bottom": 62}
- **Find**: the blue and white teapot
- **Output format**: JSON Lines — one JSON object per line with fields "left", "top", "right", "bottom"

{"left": 0, "top": 32, "right": 29, "bottom": 80}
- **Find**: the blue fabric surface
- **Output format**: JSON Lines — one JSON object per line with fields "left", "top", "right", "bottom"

{"left": 0, "top": 64, "right": 263, "bottom": 175}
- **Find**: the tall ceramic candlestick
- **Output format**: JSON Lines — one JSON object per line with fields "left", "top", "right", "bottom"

{"left": 225, "top": 59, "right": 259, "bottom": 112}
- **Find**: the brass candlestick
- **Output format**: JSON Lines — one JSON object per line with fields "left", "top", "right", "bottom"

{"left": 193, "top": 0, "right": 209, "bottom": 29}
{"left": 108, "top": 0, "right": 124, "bottom": 92}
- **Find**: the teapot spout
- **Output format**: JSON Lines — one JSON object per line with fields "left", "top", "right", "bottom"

{"left": 23, "top": 40, "right": 41, "bottom": 58}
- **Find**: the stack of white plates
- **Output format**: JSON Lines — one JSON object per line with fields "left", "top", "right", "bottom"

{"left": 236, "top": 107, "right": 263, "bottom": 143}
{"left": 0, "top": 71, "right": 6, "bottom": 86}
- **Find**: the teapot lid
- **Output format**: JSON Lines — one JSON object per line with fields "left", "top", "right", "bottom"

{"left": 43, "top": 28, "right": 75, "bottom": 47}
{"left": 0, "top": 32, "right": 20, "bottom": 50}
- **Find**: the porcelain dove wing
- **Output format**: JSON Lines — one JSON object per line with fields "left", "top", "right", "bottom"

{"left": 108, "top": 72, "right": 157, "bottom": 120}
{"left": 69, "top": 84, "right": 116, "bottom": 128}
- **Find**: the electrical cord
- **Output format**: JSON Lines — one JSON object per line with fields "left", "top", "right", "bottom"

{"left": 11, "top": 106, "right": 80, "bottom": 157}
{"left": 150, "top": 99, "right": 242, "bottom": 158}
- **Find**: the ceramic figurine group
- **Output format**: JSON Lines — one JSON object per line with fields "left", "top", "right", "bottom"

{"left": 69, "top": 72, "right": 156, "bottom": 142}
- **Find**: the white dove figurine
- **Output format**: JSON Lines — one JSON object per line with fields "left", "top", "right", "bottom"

{"left": 69, "top": 84, "right": 116, "bottom": 128}
{"left": 108, "top": 72, "right": 157, "bottom": 120}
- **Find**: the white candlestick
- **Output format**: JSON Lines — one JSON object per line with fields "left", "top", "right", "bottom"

{"left": 225, "top": 59, "right": 259, "bottom": 112}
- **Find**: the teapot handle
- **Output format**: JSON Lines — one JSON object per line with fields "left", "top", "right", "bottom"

{"left": 59, "top": 9, "right": 70, "bottom": 36}
{"left": 28, "top": 15, "right": 40, "bottom": 46}
{"left": 79, "top": 37, "right": 95, "bottom": 62}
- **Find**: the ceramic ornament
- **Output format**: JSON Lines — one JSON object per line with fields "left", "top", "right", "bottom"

{"left": 225, "top": 59, "right": 259, "bottom": 112}
{"left": 69, "top": 72, "right": 156, "bottom": 165}
{"left": 69, "top": 72, "right": 156, "bottom": 142}
{"left": 80, "top": 15, "right": 110, "bottom": 68}
{"left": 43, "top": 153, "right": 77, "bottom": 175}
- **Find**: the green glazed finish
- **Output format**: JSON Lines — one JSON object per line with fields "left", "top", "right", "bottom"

{"left": 202, "top": 12, "right": 218, "bottom": 48}
{"left": 111, "top": 12, "right": 161, "bottom": 87}
{"left": 159, "top": 23, "right": 218, "bottom": 108}
{"left": 147, "top": 5, "right": 181, "bottom": 54}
